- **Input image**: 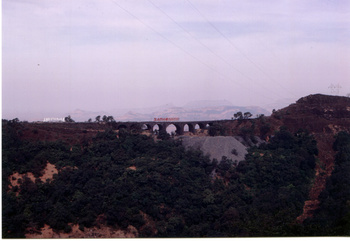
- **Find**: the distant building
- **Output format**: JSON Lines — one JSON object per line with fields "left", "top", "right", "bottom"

{"left": 43, "top": 117, "right": 65, "bottom": 122}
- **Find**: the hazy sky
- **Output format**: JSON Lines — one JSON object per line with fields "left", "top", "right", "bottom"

{"left": 3, "top": 0, "right": 350, "bottom": 120}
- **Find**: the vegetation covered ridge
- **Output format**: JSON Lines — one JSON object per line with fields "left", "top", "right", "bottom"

{"left": 2, "top": 94, "right": 350, "bottom": 237}
{"left": 3, "top": 122, "right": 348, "bottom": 237}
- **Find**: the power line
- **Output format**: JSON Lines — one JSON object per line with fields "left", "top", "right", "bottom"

{"left": 109, "top": 1, "right": 216, "bottom": 72}
{"left": 147, "top": 0, "right": 282, "bottom": 99}
{"left": 328, "top": 83, "right": 342, "bottom": 95}
{"left": 109, "top": 0, "right": 276, "bottom": 101}
{"left": 186, "top": 0, "right": 298, "bottom": 98}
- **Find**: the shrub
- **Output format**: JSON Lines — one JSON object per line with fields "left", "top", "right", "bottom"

{"left": 231, "top": 149, "right": 238, "bottom": 156}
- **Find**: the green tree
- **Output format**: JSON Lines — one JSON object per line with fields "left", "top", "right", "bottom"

{"left": 106, "top": 116, "right": 115, "bottom": 122}
{"left": 157, "top": 129, "right": 170, "bottom": 140}
{"left": 243, "top": 112, "right": 252, "bottom": 119}
{"left": 64, "top": 115, "right": 75, "bottom": 123}
{"left": 234, "top": 112, "right": 243, "bottom": 120}
{"left": 208, "top": 123, "right": 226, "bottom": 136}
{"left": 260, "top": 123, "right": 271, "bottom": 139}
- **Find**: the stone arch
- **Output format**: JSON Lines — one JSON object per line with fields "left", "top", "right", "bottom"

{"left": 164, "top": 123, "right": 183, "bottom": 135}
{"left": 142, "top": 124, "right": 152, "bottom": 131}
{"left": 153, "top": 124, "right": 165, "bottom": 133}
{"left": 207, "top": 123, "right": 214, "bottom": 128}
{"left": 166, "top": 124, "right": 177, "bottom": 135}
{"left": 197, "top": 123, "right": 207, "bottom": 129}
{"left": 184, "top": 124, "right": 189, "bottom": 132}
{"left": 185, "top": 123, "right": 195, "bottom": 133}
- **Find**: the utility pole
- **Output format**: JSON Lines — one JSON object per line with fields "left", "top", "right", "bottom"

{"left": 328, "top": 84, "right": 341, "bottom": 95}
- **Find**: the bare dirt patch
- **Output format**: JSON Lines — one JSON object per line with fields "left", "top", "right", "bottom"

{"left": 8, "top": 162, "right": 59, "bottom": 195}
{"left": 25, "top": 224, "right": 138, "bottom": 238}
{"left": 139, "top": 211, "right": 158, "bottom": 236}
{"left": 296, "top": 135, "right": 336, "bottom": 223}
{"left": 40, "top": 162, "right": 58, "bottom": 182}
{"left": 127, "top": 165, "right": 137, "bottom": 171}
{"left": 8, "top": 162, "right": 58, "bottom": 183}
{"left": 8, "top": 172, "right": 36, "bottom": 190}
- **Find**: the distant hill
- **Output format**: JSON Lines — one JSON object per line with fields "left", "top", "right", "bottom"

{"left": 14, "top": 101, "right": 269, "bottom": 122}
{"left": 115, "top": 102, "right": 270, "bottom": 121}
{"left": 64, "top": 100, "right": 270, "bottom": 122}
{"left": 183, "top": 100, "right": 233, "bottom": 108}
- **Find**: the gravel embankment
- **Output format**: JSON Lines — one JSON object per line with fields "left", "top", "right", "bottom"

{"left": 180, "top": 136, "right": 248, "bottom": 163}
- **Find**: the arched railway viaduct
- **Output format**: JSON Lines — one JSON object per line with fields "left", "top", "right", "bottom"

{"left": 112, "top": 120, "right": 226, "bottom": 135}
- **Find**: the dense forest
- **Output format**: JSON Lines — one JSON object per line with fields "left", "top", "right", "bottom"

{"left": 2, "top": 120, "right": 350, "bottom": 238}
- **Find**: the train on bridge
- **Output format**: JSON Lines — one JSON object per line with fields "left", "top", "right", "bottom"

{"left": 153, "top": 117, "right": 180, "bottom": 122}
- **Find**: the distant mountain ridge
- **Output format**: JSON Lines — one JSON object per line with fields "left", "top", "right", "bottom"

{"left": 67, "top": 100, "right": 270, "bottom": 122}
{"left": 184, "top": 100, "right": 233, "bottom": 108}
{"left": 6, "top": 100, "right": 278, "bottom": 122}
{"left": 115, "top": 104, "right": 270, "bottom": 122}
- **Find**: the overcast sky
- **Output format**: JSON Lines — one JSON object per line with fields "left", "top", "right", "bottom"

{"left": 3, "top": 0, "right": 350, "bottom": 120}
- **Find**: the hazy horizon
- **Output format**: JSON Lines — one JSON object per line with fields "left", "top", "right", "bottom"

{"left": 1, "top": 97, "right": 282, "bottom": 122}
{"left": 3, "top": 0, "right": 350, "bottom": 121}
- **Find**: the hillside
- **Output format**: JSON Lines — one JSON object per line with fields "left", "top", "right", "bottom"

{"left": 276, "top": 94, "right": 350, "bottom": 223}
{"left": 2, "top": 94, "right": 350, "bottom": 238}
{"left": 226, "top": 94, "right": 350, "bottom": 223}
